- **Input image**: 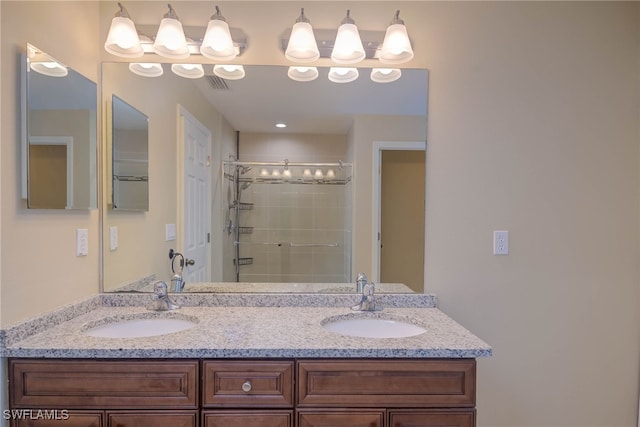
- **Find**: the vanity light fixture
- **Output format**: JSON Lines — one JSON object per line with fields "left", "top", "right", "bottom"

{"left": 200, "top": 6, "right": 237, "bottom": 61}
{"left": 287, "top": 66, "right": 319, "bottom": 82}
{"left": 331, "top": 10, "right": 365, "bottom": 64}
{"left": 129, "top": 62, "right": 163, "bottom": 77}
{"left": 285, "top": 8, "right": 320, "bottom": 63}
{"left": 30, "top": 61, "right": 68, "bottom": 77}
{"left": 171, "top": 63, "right": 204, "bottom": 79}
{"left": 105, "top": 2, "right": 143, "bottom": 58}
{"left": 370, "top": 68, "right": 401, "bottom": 83}
{"left": 379, "top": 10, "right": 414, "bottom": 64}
{"left": 328, "top": 67, "right": 359, "bottom": 83}
{"left": 275, "top": 123, "right": 287, "bottom": 128}
{"left": 152, "top": 4, "right": 190, "bottom": 59}
{"left": 213, "top": 64, "right": 245, "bottom": 80}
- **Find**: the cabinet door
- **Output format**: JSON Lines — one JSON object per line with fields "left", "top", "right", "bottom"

{"left": 389, "top": 410, "right": 475, "bottom": 427}
{"left": 298, "top": 410, "right": 384, "bottom": 427}
{"left": 203, "top": 410, "right": 293, "bottom": 427}
{"left": 106, "top": 411, "right": 197, "bottom": 427}
{"left": 11, "top": 411, "right": 102, "bottom": 427}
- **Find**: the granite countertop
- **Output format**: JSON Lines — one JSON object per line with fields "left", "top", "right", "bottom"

{"left": 1, "top": 293, "right": 492, "bottom": 359}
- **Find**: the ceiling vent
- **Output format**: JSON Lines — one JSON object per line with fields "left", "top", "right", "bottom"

{"left": 205, "top": 75, "right": 229, "bottom": 90}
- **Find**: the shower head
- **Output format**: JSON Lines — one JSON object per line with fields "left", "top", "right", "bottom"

{"left": 239, "top": 166, "right": 252, "bottom": 175}
{"left": 240, "top": 182, "right": 251, "bottom": 191}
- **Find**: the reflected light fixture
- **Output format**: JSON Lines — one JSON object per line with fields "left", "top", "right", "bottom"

{"left": 285, "top": 8, "right": 320, "bottom": 63}
{"left": 153, "top": 4, "right": 190, "bottom": 59}
{"left": 213, "top": 64, "right": 245, "bottom": 80}
{"left": 171, "top": 63, "right": 204, "bottom": 79}
{"left": 328, "top": 67, "right": 359, "bottom": 83}
{"left": 331, "top": 10, "right": 365, "bottom": 64}
{"left": 275, "top": 123, "right": 287, "bottom": 128}
{"left": 379, "top": 10, "right": 414, "bottom": 64}
{"left": 104, "top": 2, "right": 143, "bottom": 58}
{"left": 370, "top": 68, "right": 401, "bottom": 83}
{"left": 129, "top": 62, "right": 163, "bottom": 77}
{"left": 30, "top": 61, "right": 68, "bottom": 77}
{"left": 287, "top": 66, "right": 319, "bottom": 82}
{"left": 200, "top": 6, "right": 237, "bottom": 61}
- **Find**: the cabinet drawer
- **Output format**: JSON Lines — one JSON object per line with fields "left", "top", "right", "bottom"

{"left": 202, "top": 410, "right": 293, "bottom": 427}
{"left": 106, "top": 411, "right": 197, "bottom": 427}
{"left": 203, "top": 361, "right": 294, "bottom": 407}
{"left": 9, "top": 359, "right": 198, "bottom": 409}
{"left": 298, "top": 359, "right": 475, "bottom": 408}
{"left": 298, "top": 410, "right": 384, "bottom": 427}
{"left": 389, "top": 410, "right": 475, "bottom": 427}
{"left": 11, "top": 411, "right": 103, "bottom": 427}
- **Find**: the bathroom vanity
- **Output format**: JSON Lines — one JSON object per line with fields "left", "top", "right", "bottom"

{"left": 2, "top": 293, "right": 491, "bottom": 427}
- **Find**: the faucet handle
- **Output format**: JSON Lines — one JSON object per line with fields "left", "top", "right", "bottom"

{"left": 153, "top": 281, "right": 169, "bottom": 297}
{"left": 363, "top": 282, "right": 375, "bottom": 296}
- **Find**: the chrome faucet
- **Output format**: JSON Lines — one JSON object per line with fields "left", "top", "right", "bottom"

{"left": 355, "top": 272, "right": 368, "bottom": 293}
{"left": 171, "top": 272, "right": 185, "bottom": 292}
{"left": 147, "top": 281, "right": 180, "bottom": 311}
{"left": 352, "top": 280, "right": 381, "bottom": 312}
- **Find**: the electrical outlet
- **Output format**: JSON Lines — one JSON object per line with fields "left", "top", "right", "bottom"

{"left": 76, "top": 228, "right": 89, "bottom": 257}
{"left": 493, "top": 230, "right": 509, "bottom": 255}
{"left": 109, "top": 226, "right": 118, "bottom": 251}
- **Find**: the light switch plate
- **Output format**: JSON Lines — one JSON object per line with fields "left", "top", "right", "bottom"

{"left": 76, "top": 228, "right": 89, "bottom": 256}
{"left": 166, "top": 223, "right": 176, "bottom": 241}
{"left": 109, "top": 226, "right": 118, "bottom": 251}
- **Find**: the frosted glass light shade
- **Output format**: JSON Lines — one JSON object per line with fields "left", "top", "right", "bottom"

{"left": 328, "top": 67, "right": 359, "bottom": 83}
{"left": 370, "top": 68, "right": 401, "bottom": 83}
{"left": 331, "top": 23, "right": 365, "bottom": 64}
{"left": 285, "top": 22, "right": 319, "bottom": 63}
{"left": 171, "top": 63, "right": 204, "bottom": 79}
{"left": 30, "top": 61, "right": 68, "bottom": 77}
{"left": 287, "top": 66, "right": 319, "bottom": 82}
{"left": 129, "top": 63, "right": 163, "bottom": 77}
{"left": 153, "top": 18, "right": 189, "bottom": 59}
{"left": 200, "top": 19, "right": 236, "bottom": 61}
{"left": 213, "top": 64, "right": 245, "bottom": 80}
{"left": 379, "top": 23, "right": 414, "bottom": 64}
{"left": 104, "top": 16, "right": 143, "bottom": 58}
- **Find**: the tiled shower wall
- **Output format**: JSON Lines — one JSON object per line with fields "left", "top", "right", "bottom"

{"left": 234, "top": 133, "right": 351, "bottom": 283}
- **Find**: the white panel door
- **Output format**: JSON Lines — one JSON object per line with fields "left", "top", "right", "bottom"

{"left": 179, "top": 107, "right": 211, "bottom": 283}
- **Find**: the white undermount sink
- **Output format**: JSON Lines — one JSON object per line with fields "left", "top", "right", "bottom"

{"left": 322, "top": 316, "right": 426, "bottom": 339}
{"left": 84, "top": 315, "right": 198, "bottom": 338}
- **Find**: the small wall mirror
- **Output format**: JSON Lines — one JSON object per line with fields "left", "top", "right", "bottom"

{"left": 23, "top": 44, "right": 97, "bottom": 210}
{"left": 110, "top": 95, "right": 149, "bottom": 211}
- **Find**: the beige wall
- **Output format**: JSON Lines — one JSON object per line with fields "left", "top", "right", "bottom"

{"left": 0, "top": 1, "right": 100, "bottom": 327}
{"left": 0, "top": 2, "right": 638, "bottom": 427}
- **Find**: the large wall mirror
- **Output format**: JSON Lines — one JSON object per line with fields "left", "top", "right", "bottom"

{"left": 23, "top": 44, "right": 97, "bottom": 210}
{"left": 101, "top": 62, "right": 427, "bottom": 294}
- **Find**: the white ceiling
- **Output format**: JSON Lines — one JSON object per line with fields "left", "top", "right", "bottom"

{"left": 193, "top": 65, "right": 428, "bottom": 134}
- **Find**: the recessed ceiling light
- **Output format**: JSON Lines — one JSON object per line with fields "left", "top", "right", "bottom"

{"left": 275, "top": 123, "right": 287, "bottom": 128}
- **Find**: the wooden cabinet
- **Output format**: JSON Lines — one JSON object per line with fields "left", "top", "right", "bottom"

{"left": 389, "top": 410, "right": 475, "bottom": 427}
{"left": 298, "top": 410, "right": 385, "bottom": 427}
{"left": 202, "top": 410, "right": 293, "bottom": 427}
{"left": 9, "top": 360, "right": 198, "bottom": 427}
{"left": 11, "top": 411, "right": 103, "bottom": 427}
{"left": 8, "top": 358, "right": 478, "bottom": 427}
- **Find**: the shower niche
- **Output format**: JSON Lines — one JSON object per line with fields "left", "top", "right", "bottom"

{"left": 224, "top": 159, "right": 352, "bottom": 283}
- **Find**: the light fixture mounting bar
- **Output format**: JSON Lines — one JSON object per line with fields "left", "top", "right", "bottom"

{"left": 136, "top": 24, "right": 247, "bottom": 57}
{"left": 281, "top": 29, "right": 384, "bottom": 60}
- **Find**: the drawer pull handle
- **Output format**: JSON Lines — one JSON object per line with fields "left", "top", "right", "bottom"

{"left": 242, "top": 381, "right": 252, "bottom": 392}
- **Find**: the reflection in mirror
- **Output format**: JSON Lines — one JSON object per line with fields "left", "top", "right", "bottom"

{"left": 111, "top": 95, "right": 149, "bottom": 211}
{"left": 24, "top": 44, "right": 97, "bottom": 210}
{"left": 100, "top": 63, "right": 427, "bottom": 294}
